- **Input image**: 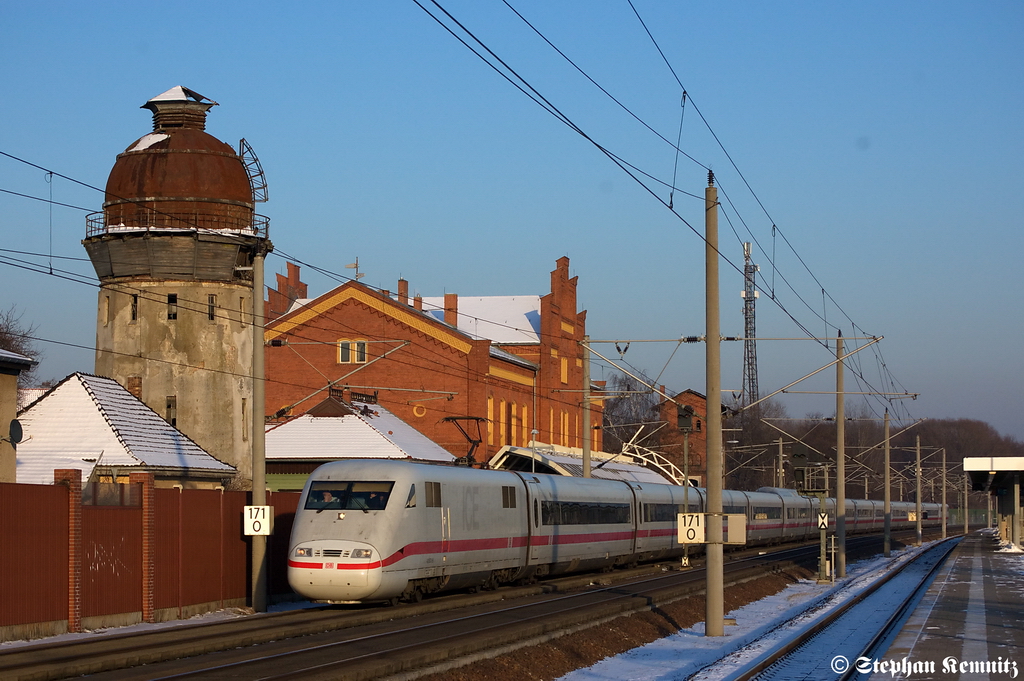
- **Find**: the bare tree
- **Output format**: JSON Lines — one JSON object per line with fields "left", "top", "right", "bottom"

{"left": 0, "top": 305, "right": 42, "bottom": 387}
{"left": 726, "top": 397, "right": 790, "bottom": 490}
{"left": 601, "top": 373, "right": 662, "bottom": 453}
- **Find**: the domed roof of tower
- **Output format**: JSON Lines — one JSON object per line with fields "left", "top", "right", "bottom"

{"left": 101, "top": 86, "right": 254, "bottom": 231}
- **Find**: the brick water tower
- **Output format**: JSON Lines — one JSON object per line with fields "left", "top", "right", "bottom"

{"left": 83, "top": 86, "right": 271, "bottom": 487}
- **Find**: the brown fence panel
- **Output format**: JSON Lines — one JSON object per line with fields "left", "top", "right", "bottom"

{"left": 178, "top": 490, "right": 227, "bottom": 606}
{"left": 219, "top": 491, "right": 249, "bottom": 603}
{"left": 0, "top": 483, "right": 68, "bottom": 628}
{"left": 153, "top": 488, "right": 181, "bottom": 611}
{"left": 268, "top": 491, "right": 300, "bottom": 597}
{"left": 81, "top": 506, "right": 142, "bottom": 618}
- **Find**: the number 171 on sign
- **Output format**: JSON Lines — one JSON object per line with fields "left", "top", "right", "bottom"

{"left": 678, "top": 513, "right": 705, "bottom": 544}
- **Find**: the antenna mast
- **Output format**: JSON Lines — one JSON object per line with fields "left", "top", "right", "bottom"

{"left": 741, "top": 242, "right": 759, "bottom": 404}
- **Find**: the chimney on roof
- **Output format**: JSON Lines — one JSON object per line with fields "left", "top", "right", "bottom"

{"left": 444, "top": 293, "right": 458, "bottom": 327}
{"left": 414, "top": 295, "right": 422, "bottom": 311}
{"left": 398, "top": 279, "right": 409, "bottom": 305}
{"left": 142, "top": 86, "right": 217, "bottom": 132}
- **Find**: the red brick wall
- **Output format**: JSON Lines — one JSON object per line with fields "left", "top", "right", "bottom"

{"left": 658, "top": 390, "right": 710, "bottom": 484}
{"left": 54, "top": 469, "right": 82, "bottom": 632}
{"left": 130, "top": 472, "right": 155, "bottom": 622}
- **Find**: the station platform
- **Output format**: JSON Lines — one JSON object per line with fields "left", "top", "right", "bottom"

{"left": 871, "top": 532, "right": 1022, "bottom": 679}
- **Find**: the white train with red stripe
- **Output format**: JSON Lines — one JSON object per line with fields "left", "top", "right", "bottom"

{"left": 287, "top": 459, "right": 942, "bottom": 603}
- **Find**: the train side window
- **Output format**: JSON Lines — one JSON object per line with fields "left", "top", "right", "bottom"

{"left": 406, "top": 484, "right": 417, "bottom": 508}
{"left": 426, "top": 481, "right": 441, "bottom": 508}
{"left": 534, "top": 499, "right": 539, "bottom": 528}
{"left": 502, "top": 485, "right": 516, "bottom": 509}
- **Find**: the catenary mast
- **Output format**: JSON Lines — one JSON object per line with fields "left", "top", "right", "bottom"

{"left": 741, "top": 242, "right": 759, "bottom": 405}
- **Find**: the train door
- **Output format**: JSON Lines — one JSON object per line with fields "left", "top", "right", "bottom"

{"left": 440, "top": 504, "right": 451, "bottom": 571}
{"left": 425, "top": 479, "right": 451, "bottom": 573}
{"left": 514, "top": 473, "right": 544, "bottom": 566}
{"left": 628, "top": 483, "right": 643, "bottom": 554}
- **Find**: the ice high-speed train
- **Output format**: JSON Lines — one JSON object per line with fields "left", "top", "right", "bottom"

{"left": 287, "top": 460, "right": 942, "bottom": 603}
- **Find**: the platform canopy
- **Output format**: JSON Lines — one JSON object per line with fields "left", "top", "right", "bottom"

{"left": 964, "top": 456, "right": 1024, "bottom": 493}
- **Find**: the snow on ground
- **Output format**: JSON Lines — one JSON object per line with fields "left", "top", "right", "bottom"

{"left": 559, "top": 543, "right": 938, "bottom": 681}
{"left": 0, "top": 600, "right": 320, "bottom": 650}
{"left": 8, "top": 535, "right": 1015, "bottom": 680}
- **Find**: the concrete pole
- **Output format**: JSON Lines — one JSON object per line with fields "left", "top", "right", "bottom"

{"left": 915, "top": 435, "right": 922, "bottom": 546}
{"left": 777, "top": 438, "right": 784, "bottom": 488}
{"left": 251, "top": 251, "right": 268, "bottom": 613}
{"left": 836, "top": 332, "right": 846, "bottom": 578}
{"left": 964, "top": 474, "right": 969, "bottom": 535}
{"left": 1014, "top": 474, "right": 1021, "bottom": 549}
{"left": 582, "top": 335, "right": 591, "bottom": 478}
{"left": 704, "top": 173, "right": 724, "bottom": 637}
{"left": 819, "top": 495, "right": 827, "bottom": 581}
{"left": 941, "top": 448, "right": 947, "bottom": 539}
{"left": 683, "top": 430, "right": 690, "bottom": 566}
{"left": 883, "top": 411, "right": 891, "bottom": 557}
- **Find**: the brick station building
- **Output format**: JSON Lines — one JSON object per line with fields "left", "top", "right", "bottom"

{"left": 263, "top": 257, "right": 603, "bottom": 461}
{"left": 657, "top": 388, "right": 710, "bottom": 486}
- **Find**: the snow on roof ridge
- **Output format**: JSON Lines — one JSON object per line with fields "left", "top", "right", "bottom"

{"left": 0, "top": 347, "right": 36, "bottom": 364}
{"left": 75, "top": 373, "right": 141, "bottom": 465}
{"left": 147, "top": 86, "right": 217, "bottom": 105}
{"left": 74, "top": 372, "right": 234, "bottom": 471}
{"left": 353, "top": 408, "right": 413, "bottom": 459}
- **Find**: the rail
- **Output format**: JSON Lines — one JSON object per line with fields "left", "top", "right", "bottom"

{"left": 730, "top": 537, "right": 960, "bottom": 681}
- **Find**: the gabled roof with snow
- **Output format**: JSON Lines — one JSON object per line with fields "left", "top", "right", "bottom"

{"left": 420, "top": 296, "right": 541, "bottom": 344}
{"left": 266, "top": 400, "right": 454, "bottom": 462}
{"left": 16, "top": 373, "right": 234, "bottom": 484}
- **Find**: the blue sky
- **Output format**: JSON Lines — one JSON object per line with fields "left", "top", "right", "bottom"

{"left": 1, "top": 2, "right": 1022, "bottom": 440}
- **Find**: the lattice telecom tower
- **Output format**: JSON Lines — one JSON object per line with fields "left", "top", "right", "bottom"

{"left": 741, "top": 242, "right": 759, "bottom": 404}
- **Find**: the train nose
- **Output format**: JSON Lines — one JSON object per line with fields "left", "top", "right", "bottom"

{"left": 287, "top": 541, "right": 384, "bottom": 601}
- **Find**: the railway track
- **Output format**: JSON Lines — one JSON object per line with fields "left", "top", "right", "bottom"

{"left": 704, "top": 536, "right": 960, "bottom": 681}
{"left": 0, "top": 530, "right": 944, "bottom": 681}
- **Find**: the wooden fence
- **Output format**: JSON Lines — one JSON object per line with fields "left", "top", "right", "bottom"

{"left": 0, "top": 471, "right": 300, "bottom": 641}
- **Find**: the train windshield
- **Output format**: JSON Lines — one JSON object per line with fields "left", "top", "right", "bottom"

{"left": 305, "top": 481, "right": 395, "bottom": 512}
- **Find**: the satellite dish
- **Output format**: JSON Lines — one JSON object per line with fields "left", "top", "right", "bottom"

{"left": 8, "top": 419, "right": 23, "bottom": 445}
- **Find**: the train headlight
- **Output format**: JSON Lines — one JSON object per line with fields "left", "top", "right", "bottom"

{"left": 350, "top": 549, "right": 373, "bottom": 559}
{"left": 294, "top": 547, "right": 313, "bottom": 558}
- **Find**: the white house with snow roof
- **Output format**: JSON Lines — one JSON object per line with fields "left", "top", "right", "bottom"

{"left": 265, "top": 397, "right": 455, "bottom": 491}
{"left": 16, "top": 373, "right": 235, "bottom": 488}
